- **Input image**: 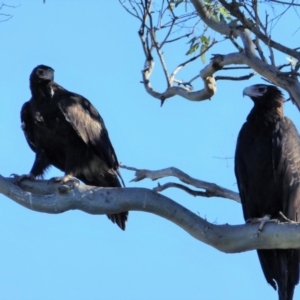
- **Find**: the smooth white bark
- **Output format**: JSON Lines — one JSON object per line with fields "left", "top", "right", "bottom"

{"left": 1, "top": 174, "right": 300, "bottom": 254}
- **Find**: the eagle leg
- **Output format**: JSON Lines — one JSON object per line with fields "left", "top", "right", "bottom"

{"left": 48, "top": 174, "right": 80, "bottom": 186}
{"left": 11, "top": 173, "right": 36, "bottom": 184}
{"left": 279, "top": 211, "right": 297, "bottom": 223}
{"left": 246, "top": 215, "right": 278, "bottom": 236}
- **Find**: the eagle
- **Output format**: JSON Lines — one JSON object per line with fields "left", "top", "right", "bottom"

{"left": 20, "top": 64, "right": 128, "bottom": 230}
{"left": 235, "top": 84, "right": 300, "bottom": 300}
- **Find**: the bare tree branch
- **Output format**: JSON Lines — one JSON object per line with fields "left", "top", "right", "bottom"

{"left": 190, "top": 0, "right": 238, "bottom": 37}
{"left": 153, "top": 182, "right": 217, "bottom": 197}
{"left": 121, "top": 0, "right": 300, "bottom": 110}
{"left": 121, "top": 165, "right": 240, "bottom": 203}
{"left": 140, "top": 13, "right": 300, "bottom": 109}
{"left": 215, "top": 72, "right": 256, "bottom": 81}
{"left": 0, "top": 3, "right": 18, "bottom": 22}
{"left": 268, "top": 0, "right": 300, "bottom": 6}
{"left": 217, "top": 0, "right": 300, "bottom": 61}
{"left": 2, "top": 174, "right": 300, "bottom": 254}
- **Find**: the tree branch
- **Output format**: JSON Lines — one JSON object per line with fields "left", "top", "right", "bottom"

{"left": 0, "top": 3, "right": 18, "bottom": 22}
{"left": 215, "top": 72, "right": 256, "bottom": 81}
{"left": 122, "top": 0, "right": 300, "bottom": 110}
{"left": 189, "top": 0, "right": 300, "bottom": 109}
{"left": 153, "top": 182, "right": 217, "bottom": 197}
{"left": 2, "top": 174, "right": 300, "bottom": 254}
{"left": 121, "top": 165, "right": 240, "bottom": 203}
{"left": 217, "top": 0, "right": 300, "bottom": 61}
{"left": 190, "top": 0, "right": 238, "bottom": 37}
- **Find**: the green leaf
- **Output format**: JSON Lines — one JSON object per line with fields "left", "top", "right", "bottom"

{"left": 200, "top": 35, "right": 210, "bottom": 46}
{"left": 186, "top": 42, "right": 199, "bottom": 55}
{"left": 200, "top": 44, "right": 208, "bottom": 64}
{"left": 219, "top": 7, "right": 231, "bottom": 18}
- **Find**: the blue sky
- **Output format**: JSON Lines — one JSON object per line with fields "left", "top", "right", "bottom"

{"left": 1, "top": 1, "right": 300, "bottom": 299}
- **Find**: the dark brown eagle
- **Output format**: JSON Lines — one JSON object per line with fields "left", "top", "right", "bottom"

{"left": 235, "top": 84, "right": 300, "bottom": 300}
{"left": 20, "top": 64, "right": 128, "bottom": 230}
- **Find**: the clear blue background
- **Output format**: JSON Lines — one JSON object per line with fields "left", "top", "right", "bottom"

{"left": 1, "top": 1, "right": 300, "bottom": 299}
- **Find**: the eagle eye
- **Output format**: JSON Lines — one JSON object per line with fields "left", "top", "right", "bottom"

{"left": 37, "top": 69, "right": 44, "bottom": 76}
{"left": 258, "top": 87, "right": 266, "bottom": 93}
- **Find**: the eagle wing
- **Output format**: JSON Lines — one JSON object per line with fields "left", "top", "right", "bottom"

{"left": 20, "top": 100, "right": 51, "bottom": 177}
{"left": 273, "top": 117, "right": 300, "bottom": 220}
{"left": 57, "top": 91, "right": 119, "bottom": 171}
{"left": 234, "top": 123, "right": 252, "bottom": 220}
{"left": 21, "top": 101, "right": 37, "bottom": 153}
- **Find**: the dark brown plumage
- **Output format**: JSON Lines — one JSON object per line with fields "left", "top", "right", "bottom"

{"left": 235, "top": 84, "right": 300, "bottom": 300}
{"left": 21, "top": 64, "right": 128, "bottom": 230}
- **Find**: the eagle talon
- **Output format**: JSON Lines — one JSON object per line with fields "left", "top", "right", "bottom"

{"left": 10, "top": 173, "right": 35, "bottom": 184}
{"left": 279, "top": 211, "right": 296, "bottom": 223}
{"left": 246, "top": 215, "right": 278, "bottom": 236}
{"left": 48, "top": 175, "right": 80, "bottom": 186}
{"left": 57, "top": 184, "right": 75, "bottom": 194}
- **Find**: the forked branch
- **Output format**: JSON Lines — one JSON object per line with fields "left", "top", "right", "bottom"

{"left": 1, "top": 174, "right": 300, "bottom": 253}
{"left": 121, "top": 0, "right": 300, "bottom": 109}
{"left": 121, "top": 165, "right": 240, "bottom": 203}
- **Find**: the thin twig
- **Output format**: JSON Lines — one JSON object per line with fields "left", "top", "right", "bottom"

{"left": 215, "top": 72, "right": 256, "bottom": 81}
{"left": 268, "top": 0, "right": 300, "bottom": 5}
{"left": 154, "top": 182, "right": 213, "bottom": 197}
{"left": 169, "top": 39, "right": 217, "bottom": 84}
{"left": 119, "top": 0, "right": 142, "bottom": 21}
{"left": 228, "top": 36, "right": 243, "bottom": 52}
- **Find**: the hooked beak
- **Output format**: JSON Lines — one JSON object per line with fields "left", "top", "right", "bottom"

{"left": 243, "top": 87, "right": 251, "bottom": 97}
{"left": 243, "top": 86, "right": 262, "bottom": 98}
{"left": 42, "top": 69, "right": 54, "bottom": 81}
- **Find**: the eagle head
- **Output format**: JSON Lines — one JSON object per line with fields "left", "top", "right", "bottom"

{"left": 243, "top": 84, "right": 284, "bottom": 107}
{"left": 30, "top": 65, "right": 54, "bottom": 83}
